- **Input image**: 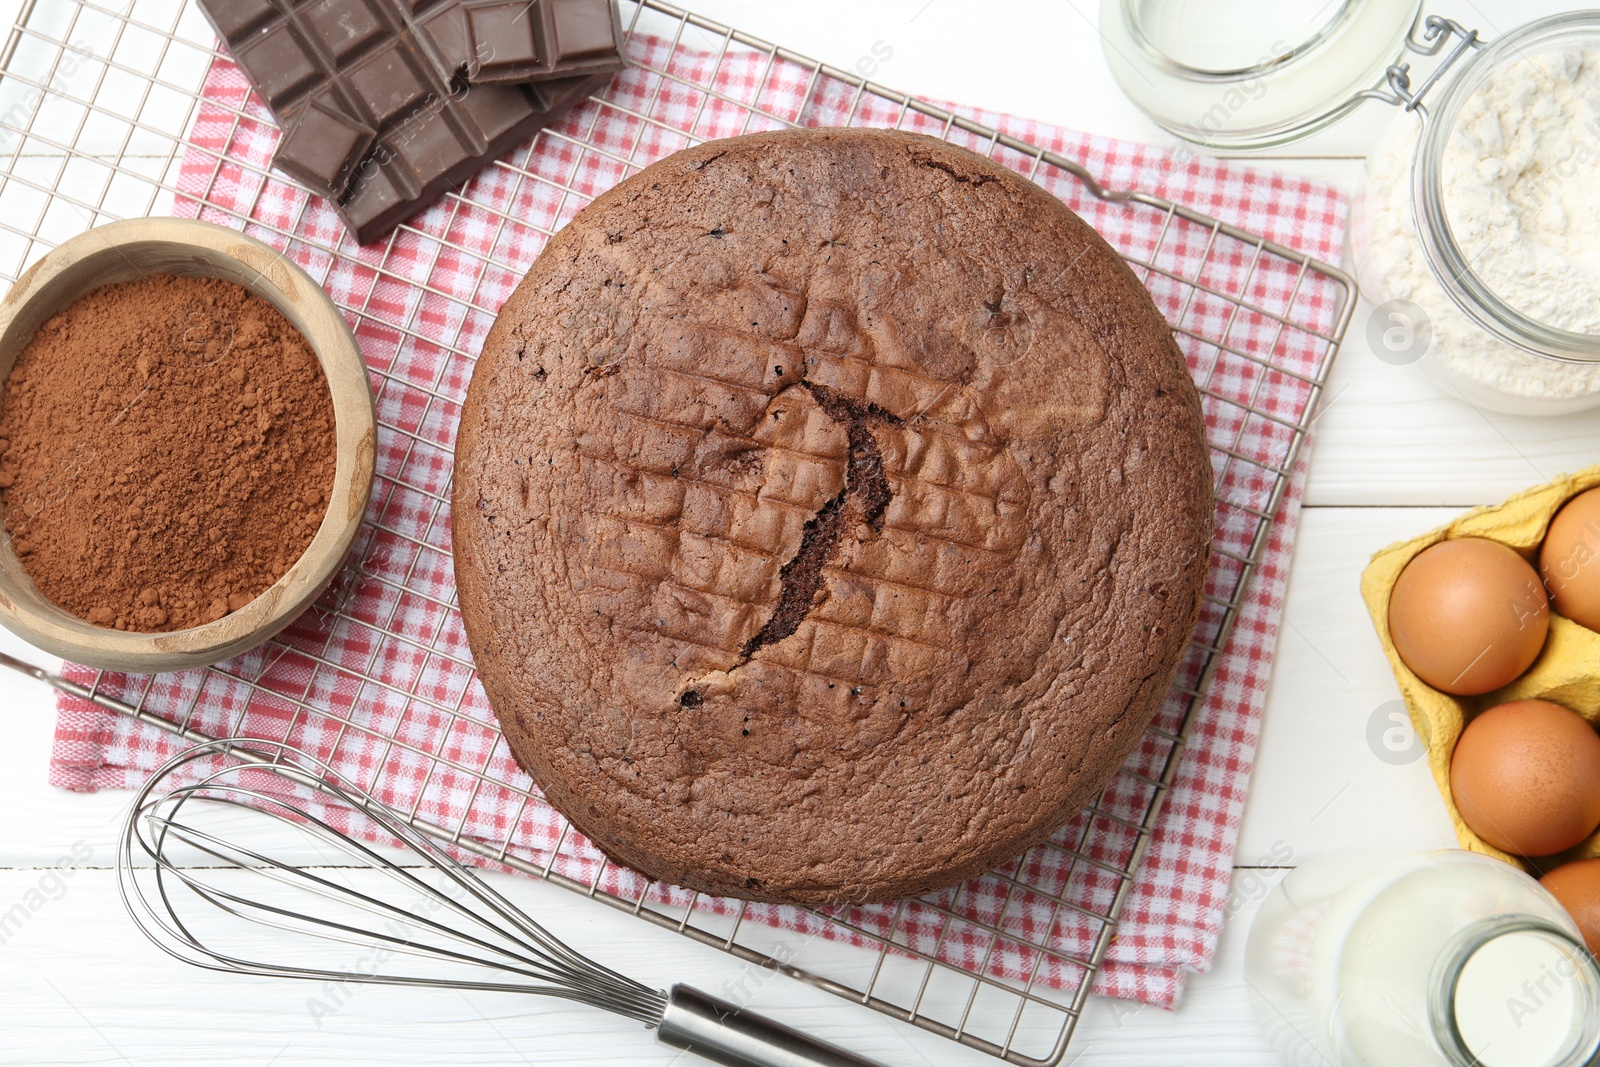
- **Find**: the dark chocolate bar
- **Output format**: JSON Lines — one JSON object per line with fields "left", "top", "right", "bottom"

{"left": 195, "top": 0, "right": 623, "bottom": 240}
{"left": 337, "top": 71, "right": 610, "bottom": 245}
{"left": 464, "top": 0, "right": 625, "bottom": 85}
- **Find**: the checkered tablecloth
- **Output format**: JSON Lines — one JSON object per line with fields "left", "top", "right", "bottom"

{"left": 49, "top": 30, "right": 1345, "bottom": 1010}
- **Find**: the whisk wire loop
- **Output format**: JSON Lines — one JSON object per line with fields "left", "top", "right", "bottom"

{"left": 119, "top": 739, "right": 669, "bottom": 1025}
{"left": 141, "top": 802, "right": 586, "bottom": 983}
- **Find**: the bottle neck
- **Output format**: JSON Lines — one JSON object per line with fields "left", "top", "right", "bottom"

{"left": 1429, "top": 918, "right": 1600, "bottom": 1067}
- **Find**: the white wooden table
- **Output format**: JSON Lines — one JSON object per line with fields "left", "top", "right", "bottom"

{"left": 0, "top": 0, "right": 1590, "bottom": 1063}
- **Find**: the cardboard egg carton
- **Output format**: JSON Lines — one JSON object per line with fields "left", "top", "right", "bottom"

{"left": 1361, "top": 464, "right": 1600, "bottom": 872}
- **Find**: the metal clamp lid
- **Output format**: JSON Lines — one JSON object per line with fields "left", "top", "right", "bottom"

{"left": 1358, "top": 15, "right": 1484, "bottom": 121}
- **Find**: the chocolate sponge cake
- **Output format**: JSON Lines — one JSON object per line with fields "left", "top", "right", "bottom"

{"left": 453, "top": 128, "right": 1213, "bottom": 906}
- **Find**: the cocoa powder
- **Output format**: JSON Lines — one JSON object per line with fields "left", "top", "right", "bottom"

{"left": 0, "top": 273, "right": 336, "bottom": 632}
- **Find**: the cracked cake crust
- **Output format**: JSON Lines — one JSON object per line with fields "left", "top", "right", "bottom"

{"left": 453, "top": 128, "right": 1214, "bottom": 906}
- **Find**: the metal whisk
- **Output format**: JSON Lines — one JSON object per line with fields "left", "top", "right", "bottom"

{"left": 117, "top": 738, "right": 884, "bottom": 1067}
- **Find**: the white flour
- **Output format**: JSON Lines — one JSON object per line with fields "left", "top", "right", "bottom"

{"left": 1361, "top": 48, "right": 1600, "bottom": 400}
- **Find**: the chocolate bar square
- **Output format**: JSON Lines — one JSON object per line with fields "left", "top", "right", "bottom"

{"left": 301, "top": 0, "right": 389, "bottom": 61}
{"left": 412, "top": 4, "right": 475, "bottom": 80}
{"left": 455, "top": 80, "right": 543, "bottom": 141}
{"left": 393, "top": 108, "right": 476, "bottom": 178}
{"left": 276, "top": 92, "right": 377, "bottom": 197}
{"left": 345, "top": 39, "right": 434, "bottom": 128}
{"left": 550, "top": 0, "right": 619, "bottom": 60}
{"left": 464, "top": 2, "right": 540, "bottom": 83}
{"left": 465, "top": 0, "right": 623, "bottom": 84}
{"left": 231, "top": 25, "right": 322, "bottom": 112}
{"left": 341, "top": 154, "right": 417, "bottom": 233}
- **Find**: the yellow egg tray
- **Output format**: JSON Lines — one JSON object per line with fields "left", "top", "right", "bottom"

{"left": 1361, "top": 464, "right": 1600, "bottom": 873}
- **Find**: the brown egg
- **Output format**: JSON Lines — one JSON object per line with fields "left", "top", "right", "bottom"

{"left": 1451, "top": 699, "right": 1600, "bottom": 856}
{"left": 1388, "top": 537, "right": 1548, "bottom": 695}
{"left": 1541, "top": 487, "right": 1600, "bottom": 631}
{"left": 1540, "top": 858, "right": 1600, "bottom": 953}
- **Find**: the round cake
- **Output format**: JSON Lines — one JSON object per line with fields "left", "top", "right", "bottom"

{"left": 454, "top": 128, "right": 1213, "bottom": 906}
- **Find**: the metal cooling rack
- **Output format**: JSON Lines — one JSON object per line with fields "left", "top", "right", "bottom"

{"left": 0, "top": 1, "right": 1356, "bottom": 1062}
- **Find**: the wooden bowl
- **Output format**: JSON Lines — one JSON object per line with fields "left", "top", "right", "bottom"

{"left": 0, "top": 218, "right": 375, "bottom": 672}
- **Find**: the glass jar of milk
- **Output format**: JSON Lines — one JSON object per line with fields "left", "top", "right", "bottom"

{"left": 1247, "top": 850, "right": 1600, "bottom": 1067}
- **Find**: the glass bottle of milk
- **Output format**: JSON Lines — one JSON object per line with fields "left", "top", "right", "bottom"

{"left": 1246, "top": 850, "right": 1600, "bottom": 1067}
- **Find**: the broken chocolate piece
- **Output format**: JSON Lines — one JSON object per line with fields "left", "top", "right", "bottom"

{"left": 337, "top": 72, "right": 610, "bottom": 245}
{"left": 194, "top": 0, "right": 627, "bottom": 241}
{"left": 464, "top": 0, "right": 623, "bottom": 85}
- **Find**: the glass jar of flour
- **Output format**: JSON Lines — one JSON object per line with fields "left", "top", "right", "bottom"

{"left": 1247, "top": 850, "right": 1600, "bottom": 1067}
{"left": 1349, "top": 13, "right": 1600, "bottom": 415}
{"left": 1104, "top": 6, "right": 1600, "bottom": 414}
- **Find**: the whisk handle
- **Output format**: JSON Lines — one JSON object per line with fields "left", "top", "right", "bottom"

{"left": 656, "top": 984, "right": 889, "bottom": 1067}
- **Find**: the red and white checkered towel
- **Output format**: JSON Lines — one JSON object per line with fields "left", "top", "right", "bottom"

{"left": 49, "top": 31, "right": 1345, "bottom": 1010}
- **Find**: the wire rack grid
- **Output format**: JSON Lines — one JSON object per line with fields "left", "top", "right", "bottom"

{"left": 0, "top": 0, "right": 1355, "bottom": 1063}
